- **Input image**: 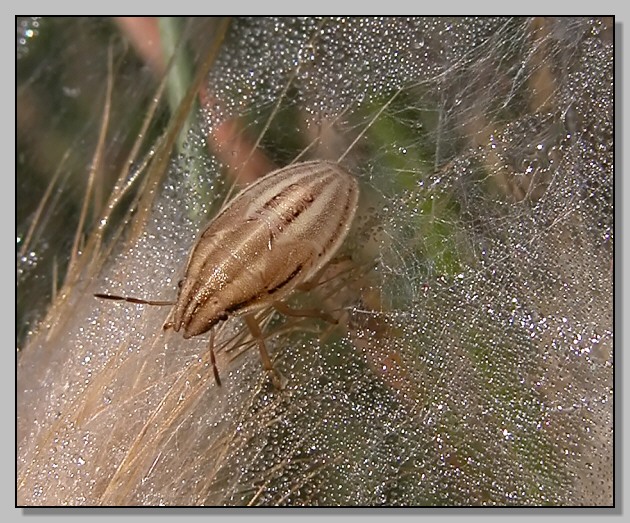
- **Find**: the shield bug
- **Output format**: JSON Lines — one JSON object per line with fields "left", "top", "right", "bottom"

{"left": 96, "top": 160, "right": 359, "bottom": 388}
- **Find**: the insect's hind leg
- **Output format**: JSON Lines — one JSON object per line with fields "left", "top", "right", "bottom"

{"left": 272, "top": 300, "right": 338, "bottom": 325}
{"left": 244, "top": 313, "right": 287, "bottom": 390}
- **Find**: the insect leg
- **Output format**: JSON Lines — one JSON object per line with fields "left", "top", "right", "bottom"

{"left": 272, "top": 301, "right": 338, "bottom": 325}
{"left": 244, "top": 314, "right": 287, "bottom": 389}
{"left": 296, "top": 254, "right": 354, "bottom": 292}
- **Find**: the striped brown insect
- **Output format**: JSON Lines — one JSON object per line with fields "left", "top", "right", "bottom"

{"left": 96, "top": 160, "right": 359, "bottom": 388}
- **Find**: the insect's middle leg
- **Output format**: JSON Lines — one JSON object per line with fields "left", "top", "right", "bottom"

{"left": 244, "top": 313, "right": 287, "bottom": 389}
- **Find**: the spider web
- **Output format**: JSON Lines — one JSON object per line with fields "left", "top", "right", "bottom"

{"left": 17, "top": 17, "right": 613, "bottom": 506}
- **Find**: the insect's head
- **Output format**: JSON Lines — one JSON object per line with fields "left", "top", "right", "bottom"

{"left": 172, "top": 291, "right": 231, "bottom": 339}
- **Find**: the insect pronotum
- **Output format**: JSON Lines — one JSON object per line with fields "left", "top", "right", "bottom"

{"left": 96, "top": 160, "right": 359, "bottom": 388}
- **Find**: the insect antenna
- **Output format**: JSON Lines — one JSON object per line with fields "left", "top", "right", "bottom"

{"left": 94, "top": 293, "right": 175, "bottom": 306}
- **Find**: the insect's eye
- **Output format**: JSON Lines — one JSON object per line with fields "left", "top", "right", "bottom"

{"left": 218, "top": 311, "right": 228, "bottom": 322}
{"left": 177, "top": 279, "right": 184, "bottom": 289}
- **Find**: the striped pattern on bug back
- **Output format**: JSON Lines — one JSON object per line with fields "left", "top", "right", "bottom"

{"left": 173, "top": 161, "right": 359, "bottom": 338}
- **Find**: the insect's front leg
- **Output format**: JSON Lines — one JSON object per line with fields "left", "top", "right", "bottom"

{"left": 244, "top": 313, "right": 288, "bottom": 390}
